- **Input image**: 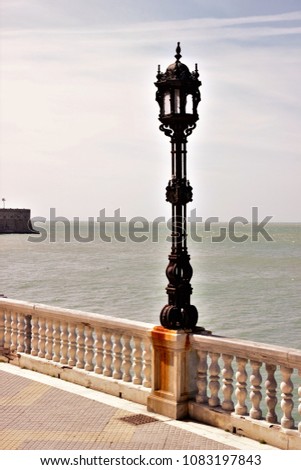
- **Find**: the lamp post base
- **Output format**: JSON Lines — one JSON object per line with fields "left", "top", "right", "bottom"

{"left": 160, "top": 304, "right": 198, "bottom": 331}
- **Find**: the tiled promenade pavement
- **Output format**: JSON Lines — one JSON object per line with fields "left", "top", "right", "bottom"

{"left": 0, "top": 363, "right": 274, "bottom": 451}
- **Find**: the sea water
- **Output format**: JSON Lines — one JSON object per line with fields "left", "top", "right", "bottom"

{"left": 0, "top": 222, "right": 300, "bottom": 350}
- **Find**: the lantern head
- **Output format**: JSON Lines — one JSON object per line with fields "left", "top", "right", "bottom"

{"left": 155, "top": 42, "right": 201, "bottom": 135}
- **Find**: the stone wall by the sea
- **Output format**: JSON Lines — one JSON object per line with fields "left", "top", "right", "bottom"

{"left": 0, "top": 208, "right": 38, "bottom": 234}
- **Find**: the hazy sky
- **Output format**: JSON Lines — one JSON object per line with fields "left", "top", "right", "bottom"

{"left": 1, "top": 0, "right": 300, "bottom": 221}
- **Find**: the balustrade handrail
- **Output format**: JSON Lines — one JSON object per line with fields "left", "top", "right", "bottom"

{"left": 0, "top": 298, "right": 155, "bottom": 337}
{"left": 191, "top": 333, "right": 301, "bottom": 369}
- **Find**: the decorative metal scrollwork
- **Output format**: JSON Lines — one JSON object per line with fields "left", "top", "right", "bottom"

{"left": 159, "top": 124, "right": 173, "bottom": 137}
{"left": 184, "top": 123, "right": 196, "bottom": 137}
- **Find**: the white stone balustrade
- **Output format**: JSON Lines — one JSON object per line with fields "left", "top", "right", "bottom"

{"left": 189, "top": 334, "right": 301, "bottom": 449}
{"left": 1, "top": 298, "right": 301, "bottom": 449}
{"left": 0, "top": 299, "right": 153, "bottom": 405}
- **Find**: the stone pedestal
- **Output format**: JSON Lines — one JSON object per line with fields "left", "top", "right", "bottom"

{"left": 147, "top": 326, "right": 198, "bottom": 419}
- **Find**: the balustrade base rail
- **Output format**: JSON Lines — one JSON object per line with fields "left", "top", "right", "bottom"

{"left": 6, "top": 352, "right": 151, "bottom": 405}
{"left": 189, "top": 402, "right": 301, "bottom": 450}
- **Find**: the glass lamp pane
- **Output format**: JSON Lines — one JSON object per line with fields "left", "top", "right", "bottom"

{"left": 186, "top": 94, "right": 193, "bottom": 114}
{"left": 175, "top": 89, "right": 181, "bottom": 113}
{"left": 164, "top": 92, "right": 171, "bottom": 115}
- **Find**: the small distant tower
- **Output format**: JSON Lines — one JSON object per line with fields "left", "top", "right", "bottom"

{"left": 2, "top": 198, "right": 5, "bottom": 209}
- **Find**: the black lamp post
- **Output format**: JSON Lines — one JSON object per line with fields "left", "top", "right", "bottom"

{"left": 155, "top": 42, "right": 201, "bottom": 331}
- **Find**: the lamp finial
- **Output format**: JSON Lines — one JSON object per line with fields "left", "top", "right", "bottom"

{"left": 175, "top": 42, "right": 182, "bottom": 63}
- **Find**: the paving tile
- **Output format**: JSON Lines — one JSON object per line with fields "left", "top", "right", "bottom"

{"left": 0, "top": 368, "right": 236, "bottom": 450}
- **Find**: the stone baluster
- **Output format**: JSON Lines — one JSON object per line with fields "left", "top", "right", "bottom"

{"left": 122, "top": 334, "right": 132, "bottom": 382}
{"left": 221, "top": 354, "right": 234, "bottom": 411}
{"left": 208, "top": 352, "right": 220, "bottom": 407}
{"left": 235, "top": 357, "right": 248, "bottom": 415}
{"left": 0, "top": 309, "right": 4, "bottom": 348}
{"left": 103, "top": 331, "right": 113, "bottom": 377}
{"left": 52, "top": 320, "right": 61, "bottom": 362}
{"left": 133, "top": 337, "right": 143, "bottom": 385}
{"left": 76, "top": 324, "right": 85, "bottom": 369}
{"left": 280, "top": 366, "right": 294, "bottom": 429}
{"left": 298, "top": 369, "right": 301, "bottom": 434}
{"left": 68, "top": 324, "right": 77, "bottom": 367}
{"left": 4, "top": 310, "right": 11, "bottom": 349}
{"left": 10, "top": 311, "right": 18, "bottom": 352}
{"left": 84, "top": 325, "right": 94, "bottom": 371}
{"left": 31, "top": 316, "right": 39, "bottom": 356}
{"left": 60, "top": 321, "right": 69, "bottom": 365}
{"left": 94, "top": 327, "right": 103, "bottom": 374}
{"left": 265, "top": 364, "right": 278, "bottom": 423}
{"left": 24, "top": 315, "right": 32, "bottom": 354}
{"left": 38, "top": 317, "right": 46, "bottom": 358}
{"left": 250, "top": 360, "right": 262, "bottom": 419}
{"left": 196, "top": 350, "right": 208, "bottom": 404}
{"left": 45, "top": 319, "right": 53, "bottom": 360}
{"left": 113, "top": 333, "right": 122, "bottom": 379}
{"left": 17, "top": 313, "right": 25, "bottom": 353}
{"left": 142, "top": 337, "right": 152, "bottom": 388}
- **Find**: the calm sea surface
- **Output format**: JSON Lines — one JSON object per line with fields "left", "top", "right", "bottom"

{"left": 0, "top": 223, "right": 300, "bottom": 350}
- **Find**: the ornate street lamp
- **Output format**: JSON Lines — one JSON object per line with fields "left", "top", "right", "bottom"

{"left": 155, "top": 42, "right": 201, "bottom": 330}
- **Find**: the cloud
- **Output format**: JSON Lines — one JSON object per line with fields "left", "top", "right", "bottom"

{"left": 0, "top": 8, "right": 300, "bottom": 220}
